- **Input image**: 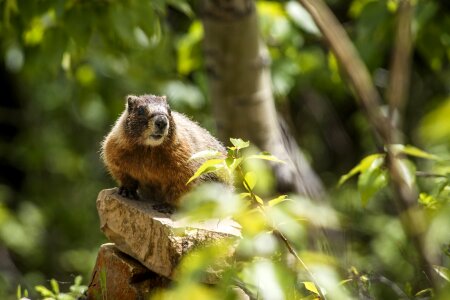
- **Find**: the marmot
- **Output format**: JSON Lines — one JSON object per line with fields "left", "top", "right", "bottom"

{"left": 101, "top": 94, "right": 230, "bottom": 211}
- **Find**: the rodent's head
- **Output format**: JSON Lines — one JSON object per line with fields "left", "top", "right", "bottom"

{"left": 124, "top": 94, "right": 173, "bottom": 147}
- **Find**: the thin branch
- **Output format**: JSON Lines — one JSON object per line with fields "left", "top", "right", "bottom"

{"left": 416, "top": 171, "right": 448, "bottom": 179}
{"left": 297, "top": 0, "right": 391, "bottom": 144}
{"left": 232, "top": 278, "right": 258, "bottom": 300}
{"left": 386, "top": 152, "right": 437, "bottom": 288}
{"left": 370, "top": 274, "right": 411, "bottom": 300}
{"left": 297, "top": 0, "right": 438, "bottom": 290}
{"left": 387, "top": 0, "right": 413, "bottom": 128}
{"left": 273, "top": 230, "right": 326, "bottom": 300}
{"left": 384, "top": 0, "right": 437, "bottom": 287}
{"left": 237, "top": 162, "right": 326, "bottom": 299}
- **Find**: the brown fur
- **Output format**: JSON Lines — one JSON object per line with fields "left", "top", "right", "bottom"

{"left": 101, "top": 94, "right": 230, "bottom": 207}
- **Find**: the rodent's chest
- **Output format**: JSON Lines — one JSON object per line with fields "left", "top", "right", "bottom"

{"left": 125, "top": 147, "right": 194, "bottom": 184}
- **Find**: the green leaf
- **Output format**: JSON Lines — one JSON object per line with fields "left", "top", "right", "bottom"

{"left": 35, "top": 285, "right": 55, "bottom": 297}
{"left": 258, "top": 1, "right": 286, "bottom": 17}
{"left": 268, "top": 195, "right": 288, "bottom": 207}
{"left": 418, "top": 193, "right": 439, "bottom": 209}
{"left": 403, "top": 145, "right": 440, "bottom": 160}
{"left": 239, "top": 192, "right": 263, "bottom": 205}
{"left": 349, "top": 0, "right": 377, "bottom": 17}
{"left": 23, "top": 10, "right": 56, "bottom": 46}
{"left": 24, "top": 19, "right": 45, "bottom": 46}
{"left": 189, "top": 150, "right": 223, "bottom": 161}
{"left": 357, "top": 157, "right": 387, "bottom": 206}
{"left": 4, "top": 0, "right": 19, "bottom": 26}
{"left": 187, "top": 159, "right": 224, "bottom": 185}
{"left": 176, "top": 21, "right": 203, "bottom": 75}
{"left": 229, "top": 138, "right": 250, "bottom": 150}
{"left": 239, "top": 192, "right": 251, "bottom": 199}
{"left": 286, "top": 2, "right": 320, "bottom": 35}
{"left": 74, "top": 275, "right": 82, "bottom": 286}
{"left": 338, "top": 154, "right": 384, "bottom": 186}
{"left": 16, "top": 285, "right": 21, "bottom": 300}
{"left": 415, "top": 288, "right": 433, "bottom": 297}
{"left": 302, "top": 281, "right": 320, "bottom": 295}
{"left": 228, "top": 157, "right": 243, "bottom": 172}
{"left": 254, "top": 194, "right": 264, "bottom": 205}
{"left": 227, "top": 148, "right": 235, "bottom": 158}
{"left": 244, "top": 172, "right": 257, "bottom": 190}
{"left": 339, "top": 278, "right": 353, "bottom": 285}
{"left": 247, "top": 154, "right": 285, "bottom": 164}
{"left": 395, "top": 158, "right": 416, "bottom": 188}
{"left": 436, "top": 177, "right": 450, "bottom": 196}
{"left": 434, "top": 265, "right": 450, "bottom": 282}
{"left": 391, "top": 144, "right": 440, "bottom": 160}
{"left": 50, "top": 279, "right": 59, "bottom": 294}
{"left": 419, "top": 97, "right": 450, "bottom": 144}
{"left": 57, "top": 294, "right": 75, "bottom": 300}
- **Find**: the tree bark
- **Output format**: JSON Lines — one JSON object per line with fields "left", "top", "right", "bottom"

{"left": 386, "top": 0, "right": 413, "bottom": 132}
{"left": 200, "top": 0, "right": 324, "bottom": 200}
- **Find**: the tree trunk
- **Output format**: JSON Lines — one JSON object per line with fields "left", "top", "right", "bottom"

{"left": 200, "top": 0, "right": 324, "bottom": 200}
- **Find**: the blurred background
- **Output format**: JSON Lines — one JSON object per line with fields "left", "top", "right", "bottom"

{"left": 0, "top": 0, "right": 449, "bottom": 298}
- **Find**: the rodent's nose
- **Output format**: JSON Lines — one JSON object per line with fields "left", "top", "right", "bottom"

{"left": 154, "top": 116, "right": 168, "bottom": 130}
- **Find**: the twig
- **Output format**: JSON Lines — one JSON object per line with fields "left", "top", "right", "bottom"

{"left": 232, "top": 278, "right": 258, "bottom": 300}
{"left": 370, "top": 274, "right": 411, "bottom": 300}
{"left": 297, "top": 0, "right": 391, "bottom": 144}
{"left": 387, "top": 153, "right": 437, "bottom": 287}
{"left": 416, "top": 171, "right": 448, "bottom": 179}
{"left": 386, "top": 0, "right": 413, "bottom": 128}
{"left": 273, "top": 230, "right": 326, "bottom": 300}
{"left": 235, "top": 159, "right": 326, "bottom": 299}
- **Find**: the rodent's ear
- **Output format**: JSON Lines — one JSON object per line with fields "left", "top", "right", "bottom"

{"left": 126, "top": 96, "right": 136, "bottom": 112}
{"left": 161, "top": 95, "right": 171, "bottom": 114}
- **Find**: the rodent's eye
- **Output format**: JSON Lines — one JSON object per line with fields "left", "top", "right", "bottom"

{"left": 137, "top": 107, "right": 145, "bottom": 116}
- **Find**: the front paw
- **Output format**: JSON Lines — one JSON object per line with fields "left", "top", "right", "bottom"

{"left": 118, "top": 186, "right": 139, "bottom": 200}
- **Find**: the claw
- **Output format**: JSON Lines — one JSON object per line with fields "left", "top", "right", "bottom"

{"left": 152, "top": 203, "right": 175, "bottom": 214}
{"left": 118, "top": 186, "right": 139, "bottom": 200}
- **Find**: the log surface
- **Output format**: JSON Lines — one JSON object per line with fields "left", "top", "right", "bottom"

{"left": 96, "top": 188, "right": 241, "bottom": 283}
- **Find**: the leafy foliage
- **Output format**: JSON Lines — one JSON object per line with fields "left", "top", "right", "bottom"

{"left": 17, "top": 276, "right": 86, "bottom": 300}
{"left": 168, "top": 138, "right": 449, "bottom": 299}
{"left": 165, "top": 139, "right": 335, "bottom": 299}
{"left": 339, "top": 144, "right": 449, "bottom": 207}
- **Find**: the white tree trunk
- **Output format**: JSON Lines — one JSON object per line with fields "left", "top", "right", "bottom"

{"left": 201, "top": 0, "right": 324, "bottom": 199}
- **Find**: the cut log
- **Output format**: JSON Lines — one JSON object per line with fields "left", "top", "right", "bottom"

{"left": 86, "top": 243, "right": 169, "bottom": 300}
{"left": 96, "top": 188, "right": 241, "bottom": 283}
